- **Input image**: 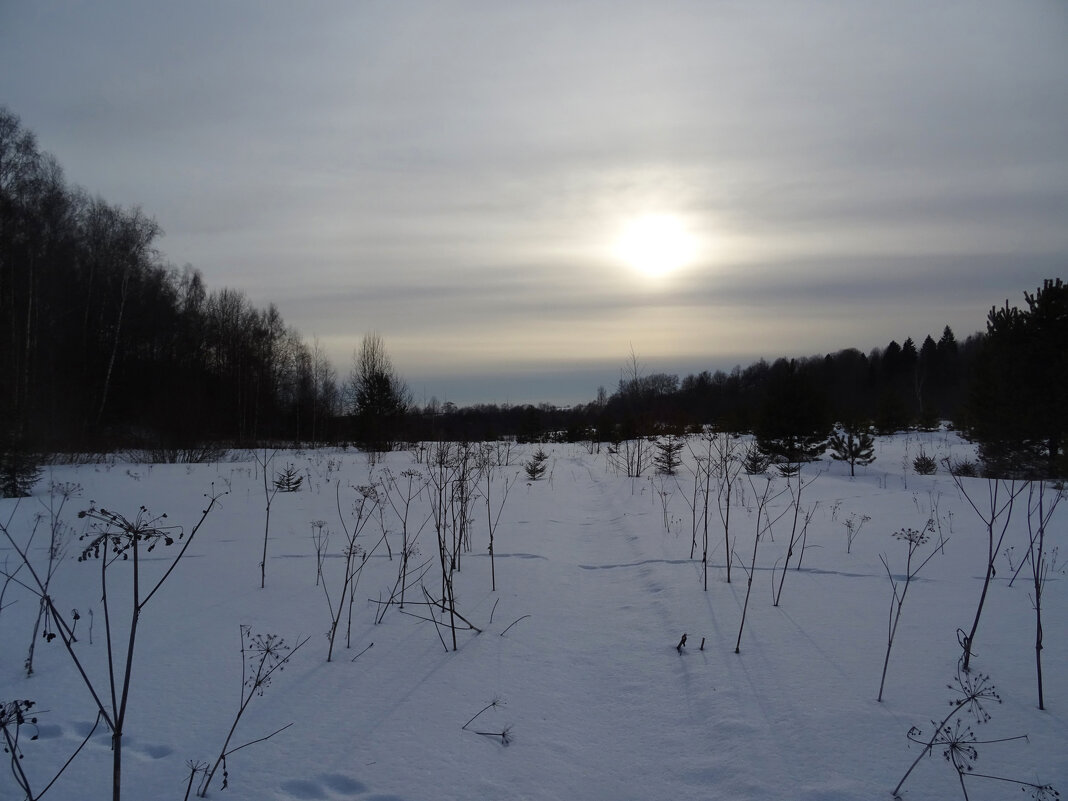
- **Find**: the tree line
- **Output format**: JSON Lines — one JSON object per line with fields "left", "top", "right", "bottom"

{"left": 2, "top": 106, "right": 1063, "bottom": 480}
{"left": 1, "top": 107, "right": 340, "bottom": 455}
{"left": 347, "top": 281, "right": 1064, "bottom": 483}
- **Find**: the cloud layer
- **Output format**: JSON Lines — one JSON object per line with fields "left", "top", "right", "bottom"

{"left": 3, "top": 1, "right": 1066, "bottom": 404}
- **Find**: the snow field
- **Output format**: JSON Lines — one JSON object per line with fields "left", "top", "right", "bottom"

{"left": 1, "top": 431, "right": 1065, "bottom": 800}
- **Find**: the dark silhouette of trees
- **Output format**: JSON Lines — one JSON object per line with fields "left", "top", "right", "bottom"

{"left": 967, "top": 279, "right": 1067, "bottom": 478}
{"left": 3, "top": 107, "right": 1061, "bottom": 469}
{"left": 754, "top": 359, "right": 832, "bottom": 465}
{"left": 347, "top": 333, "right": 411, "bottom": 453}
{"left": 0, "top": 106, "right": 337, "bottom": 453}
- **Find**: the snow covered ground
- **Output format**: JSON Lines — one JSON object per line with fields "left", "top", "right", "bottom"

{"left": 1, "top": 430, "right": 1064, "bottom": 801}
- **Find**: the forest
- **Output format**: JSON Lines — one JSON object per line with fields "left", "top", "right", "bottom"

{"left": 2, "top": 107, "right": 1064, "bottom": 482}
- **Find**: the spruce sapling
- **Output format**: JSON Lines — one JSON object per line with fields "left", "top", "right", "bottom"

{"left": 741, "top": 442, "right": 771, "bottom": 475}
{"left": 0, "top": 434, "right": 41, "bottom": 498}
{"left": 653, "top": 435, "right": 684, "bottom": 476}
{"left": 912, "top": 450, "right": 937, "bottom": 475}
{"left": 272, "top": 463, "right": 303, "bottom": 492}
{"left": 828, "top": 424, "right": 875, "bottom": 477}
{"left": 524, "top": 447, "right": 549, "bottom": 481}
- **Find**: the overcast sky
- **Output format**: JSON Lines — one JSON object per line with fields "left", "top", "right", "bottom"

{"left": 2, "top": 1, "right": 1066, "bottom": 405}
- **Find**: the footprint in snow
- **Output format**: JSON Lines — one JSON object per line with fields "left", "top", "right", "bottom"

{"left": 34, "top": 723, "right": 63, "bottom": 740}
{"left": 279, "top": 773, "right": 367, "bottom": 799}
{"left": 65, "top": 723, "right": 172, "bottom": 759}
{"left": 322, "top": 775, "right": 367, "bottom": 794}
{"left": 279, "top": 779, "right": 328, "bottom": 799}
{"left": 71, "top": 720, "right": 102, "bottom": 737}
{"left": 129, "top": 740, "right": 173, "bottom": 759}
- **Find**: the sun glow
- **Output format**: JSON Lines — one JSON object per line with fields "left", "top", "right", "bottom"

{"left": 614, "top": 214, "right": 697, "bottom": 278}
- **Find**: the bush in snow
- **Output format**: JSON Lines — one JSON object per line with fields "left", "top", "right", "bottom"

{"left": 912, "top": 449, "right": 937, "bottom": 475}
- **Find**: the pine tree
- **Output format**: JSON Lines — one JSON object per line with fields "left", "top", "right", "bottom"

{"left": 968, "top": 279, "right": 1067, "bottom": 478}
{"left": 755, "top": 360, "right": 832, "bottom": 467}
{"left": 828, "top": 423, "right": 876, "bottom": 477}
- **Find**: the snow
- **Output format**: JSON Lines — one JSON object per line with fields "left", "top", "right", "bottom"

{"left": 1, "top": 431, "right": 1065, "bottom": 801}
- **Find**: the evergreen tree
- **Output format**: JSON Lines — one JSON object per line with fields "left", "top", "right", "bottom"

{"left": 348, "top": 333, "right": 411, "bottom": 453}
{"left": 755, "top": 360, "right": 832, "bottom": 466}
{"left": 653, "top": 436, "right": 685, "bottom": 475}
{"left": 916, "top": 335, "right": 940, "bottom": 428}
{"left": 968, "top": 279, "right": 1067, "bottom": 477}
{"left": 828, "top": 423, "right": 876, "bottom": 477}
{"left": 0, "top": 429, "right": 40, "bottom": 497}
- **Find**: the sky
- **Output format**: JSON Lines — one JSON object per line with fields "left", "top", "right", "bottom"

{"left": 2, "top": 1, "right": 1067, "bottom": 406}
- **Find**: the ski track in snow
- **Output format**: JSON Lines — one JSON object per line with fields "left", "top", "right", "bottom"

{"left": 558, "top": 454, "right": 799, "bottom": 796}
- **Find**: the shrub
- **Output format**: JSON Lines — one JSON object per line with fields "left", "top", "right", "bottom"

{"left": 912, "top": 451, "right": 937, "bottom": 475}
{"left": 524, "top": 448, "right": 549, "bottom": 481}
{"left": 0, "top": 435, "right": 41, "bottom": 498}
{"left": 741, "top": 443, "right": 771, "bottom": 474}
{"left": 273, "top": 464, "right": 303, "bottom": 492}
{"left": 653, "top": 436, "right": 685, "bottom": 475}
{"left": 949, "top": 458, "right": 978, "bottom": 477}
{"left": 829, "top": 425, "right": 876, "bottom": 477}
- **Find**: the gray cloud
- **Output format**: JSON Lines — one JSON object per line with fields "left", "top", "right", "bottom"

{"left": 2, "top": 0, "right": 1066, "bottom": 404}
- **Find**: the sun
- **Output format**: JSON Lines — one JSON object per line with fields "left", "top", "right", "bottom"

{"left": 614, "top": 214, "right": 697, "bottom": 278}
